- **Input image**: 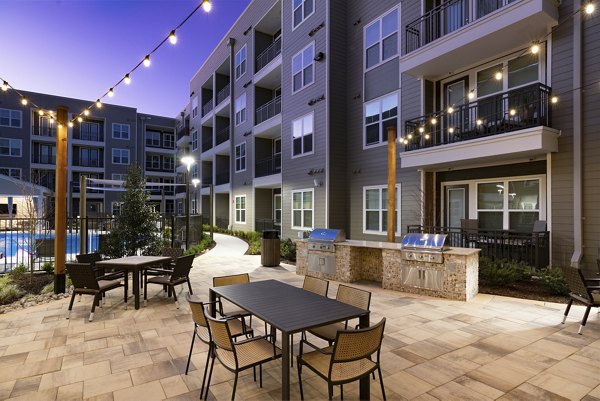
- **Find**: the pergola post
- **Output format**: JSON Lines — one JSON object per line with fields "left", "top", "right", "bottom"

{"left": 387, "top": 126, "right": 397, "bottom": 243}
{"left": 54, "top": 106, "right": 68, "bottom": 293}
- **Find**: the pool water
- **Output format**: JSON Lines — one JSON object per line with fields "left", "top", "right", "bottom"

{"left": 0, "top": 232, "right": 100, "bottom": 258}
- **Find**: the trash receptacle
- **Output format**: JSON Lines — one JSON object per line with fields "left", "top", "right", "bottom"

{"left": 261, "top": 230, "right": 280, "bottom": 267}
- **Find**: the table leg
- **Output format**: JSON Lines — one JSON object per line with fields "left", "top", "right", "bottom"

{"left": 281, "top": 331, "right": 290, "bottom": 400}
{"left": 133, "top": 266, "right": 140, "bottom": 309}
{"left": 209, "top": 289, "right": 216, "bottom": 317}
{"left": 359, "top": 313, "right": 370, "bottom": 400}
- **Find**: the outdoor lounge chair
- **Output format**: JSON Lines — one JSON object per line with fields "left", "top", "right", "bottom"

{"left": 204, "top": 314, "right": 281, "bottom": 401}
{"left": 561, "top": 266, "right": 600, "bottom": 334}
{"left": 297, "top": 318, "right": 386, "bottom": 400}
{"left": 143, "top": 254, "right": 194, "bottom": 308}
{"left": 185, "top": 294, "right": 253, "bottom": 399}
{"left": 65, "top": 262, "right": 127, "bottom": 322}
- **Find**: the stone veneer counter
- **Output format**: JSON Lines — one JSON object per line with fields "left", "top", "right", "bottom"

{"left": 296, "top": 239, "right": 480, "bottom": 301}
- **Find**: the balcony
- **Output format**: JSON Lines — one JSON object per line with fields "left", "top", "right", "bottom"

{"left": 255, "top": 96, "right": 281, "bottom": 126}
{"left": 176, "top": 127, "right": 190, "bottom": 146}
{"left": 215, "top": 172, "right": 230, "bottom": 186}
{"left": 255, "top": 154, "right": 281, "bottom": 178}
{"left": 256, "top": 37, "right": 282, "bottom": 73}
{"left": 31, "top": 155, "right": 56, "bottom": 165}
{"left": 216, "top": 83, "right": 231, "bottom": 106}
{"left": 215, "top": 126, "right": 230, "bottom": 146}
{"left": 401, "top": 0, "right": 558, "bottom": 79}
{"left": 32, "top": 125, "right": 56, "bottom": 138}
{"left": 202, "top": 99, "right": 214, "bottom": 117}
{"left": 202, "top": 135, "right": 213, "bottom": 152}
{"left": 73, "top": 159, "right": 103, "bottom": 168}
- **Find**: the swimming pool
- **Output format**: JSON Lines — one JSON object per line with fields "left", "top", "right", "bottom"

{"left": 0, "top": 231, "right": 100, "bottom": 259}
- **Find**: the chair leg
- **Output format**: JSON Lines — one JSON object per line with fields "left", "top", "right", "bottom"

{"left": 67, "top": 291, "right": 77, "bottom": 319}
{"left": 232, "top": 372, "right": 238, "bottom": 401}
{"left": 172, "top": 286, "right": 179, "bottom": 308}
{"left": 185, "top": 329, "right": 196, "bottom": 375}
{"left": 378, "top": 366, "right": 387, "bottom": 401}
{"left": 144, "top": 275, "right": 148, "bottom": 302}
{"left": 297, "top": 359, "right": 304, "bottom": 400}
{"left": 89, "top": 293, "right": 100, "bottom": 322}
{"left": 205, "top": 352, "right": 215, "bottom": 400}
{"left": 562, "top": 299, "right": 573, "bottom": 323}
{"left": 200, "top": 344, "right": 212, "bottom": 399}
{"left": 579, "top": 305, "right": 592, "bottom": 335}
{"left": 187, "top": 278, "right": 193, "bottom": 295}
{"left": 328, "top": 384, "right": 333, "bottom": 400}
{"left": 259, "top": 364, "right": 262, "bottom": 388}
{"left": 340, "top": 384, "right": 343, "bottom": 400}
{"left": 290, "top": 334, "right": 294, "bottom": 366}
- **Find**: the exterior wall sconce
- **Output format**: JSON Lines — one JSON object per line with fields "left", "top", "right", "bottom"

{"left": 314, "top": 52, "right": 325, "bottom": 62}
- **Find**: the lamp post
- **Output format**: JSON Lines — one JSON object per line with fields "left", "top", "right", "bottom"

{"left": 181, "top": 155, "right": 195, "bottom": 250}
{"left": 191, "top": 178, "right": 213, "bottom": 240}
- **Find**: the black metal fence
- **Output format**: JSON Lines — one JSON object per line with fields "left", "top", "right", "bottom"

{"left": 407, "top": 224, "right": 550, "bottom": 269}
{"left": 216, "top": 83, "right": 231, "bottom": 105}
{"left": 255, "top": 96, "right": 282, "bottom": 125}
{"left": 256, "top": 37, "right": 282, "bottom": 72}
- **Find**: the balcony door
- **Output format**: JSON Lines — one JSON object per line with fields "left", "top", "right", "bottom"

{"left": 445, "top": 185, "right": 468, "bottom": 229}
{"left": 443, "top": 77, "right": 468, "bottom": 140}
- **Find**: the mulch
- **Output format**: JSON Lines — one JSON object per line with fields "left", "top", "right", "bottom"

{"left": 11, "top": 273, "right": 54, "bottom": 294}
{"left": 480, "top": 278, "right": 570, "bottom": 304}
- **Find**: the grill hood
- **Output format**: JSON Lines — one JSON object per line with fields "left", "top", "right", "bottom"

{"left": 308, "top": 228, "right": 346, "bottom": 243}
{"left": 401, "top": 233, "right": 448, "bottom": 251}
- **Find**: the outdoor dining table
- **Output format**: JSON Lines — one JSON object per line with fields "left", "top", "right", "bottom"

{"left": 96, "top": 255, "right": 172, "bottom": 310}
{"left": 209, "top": 279, "right": 371, "bottom": 400}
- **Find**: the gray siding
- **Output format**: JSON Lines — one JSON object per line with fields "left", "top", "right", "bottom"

{"left": 364, "top": 58, "right": 400, "bottom": 102}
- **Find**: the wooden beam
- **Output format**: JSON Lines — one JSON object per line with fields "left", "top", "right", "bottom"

{"left": 387, "top": 126, "right": 397, "bottom": 243}
{"left": 54, "top": 106, "right": 68, "bottom": 293}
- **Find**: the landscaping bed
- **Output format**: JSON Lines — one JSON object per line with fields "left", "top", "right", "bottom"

{"left": 480, "top": 278, "right": 570, "bottom": 304}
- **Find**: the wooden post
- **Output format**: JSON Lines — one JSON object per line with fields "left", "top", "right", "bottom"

{"left": 387, "top": 126, "right": 397, "bottom": 243}
{"left": 54, "top": 107, "right": 68, "bottom": 293}
{"left": 79, "top": 174, "right": 87, "bottom": 255}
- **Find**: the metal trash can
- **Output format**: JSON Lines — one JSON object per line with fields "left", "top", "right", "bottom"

{"left": 261, "top": 230, "right": 280, "bottom": 267}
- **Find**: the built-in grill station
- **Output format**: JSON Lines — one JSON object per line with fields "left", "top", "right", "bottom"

{"left": 307, "top": 228, "right": 346, "bottom": 275}
{"left": 401, "top": 233, "right": 448, "bottom": 264}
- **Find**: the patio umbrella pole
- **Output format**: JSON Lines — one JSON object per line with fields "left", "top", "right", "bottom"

{"left": 54, "top": 106, "right": 68, "bottom": 293}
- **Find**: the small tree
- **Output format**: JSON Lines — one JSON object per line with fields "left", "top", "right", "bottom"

{"left": 102, "top": 164, "right": 162, "bottom": 257}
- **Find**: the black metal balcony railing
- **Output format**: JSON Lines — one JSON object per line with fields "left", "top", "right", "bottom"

{"left": 74, "top": 159, "right": 103, "bottom": 168}
{"left": 404, "top": 83, "right": 552, "bottom": 151}
{"left": 202, "top": 135, "right": 213, "bottom": 152}
{"left": 255, "top": 96, "right": 281, "bottom": 125}
{"left": 215, "top": 126, "right": 230, "bottom": 146}
{"left": 407, "top": 224, "right": 549, "bottom": 269}
{"left": 31, "top": 155, "right": 56, "bottom": 165}
{"left": 215, "top": 172, "right": 230, "bottom": 185}
{"left": 256, "top": 37, "right": 282, "bottom": 73}
{"left": 202, "top": 99, "right": 214, "bottom": 117}
{"left": 32, "top": 125, "right": 56, "bottom": 137}
{"left": 255, "top": 154, "right": 281, "bottom": 178}
{"left": 216, "top": 83, "right": 231, "bottom": 105}
{"left": 202, "top": 176, "right": 213, "bottom": 185}
{"left": 176, "top": 127, "right": 190, "bottom": 141}
{"left": 405, "top": 0, "right": 515, "bottom": 53}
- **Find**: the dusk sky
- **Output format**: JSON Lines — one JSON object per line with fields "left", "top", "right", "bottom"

{"left": 0, "top": 0, "right": 251, "bottom": 117}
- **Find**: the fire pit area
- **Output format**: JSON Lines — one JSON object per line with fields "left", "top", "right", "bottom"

{"left": 296, "top": 231, "right": 480, "bottom": 301}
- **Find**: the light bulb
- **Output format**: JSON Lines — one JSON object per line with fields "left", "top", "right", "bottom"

{"left": 96, "top": 99, "right": 102, "bottom": 108}
{"left": 468, "top": 91, "right": 475, "bottom": 100}
{"left": 425, "top": 134, "right": 430, "bottom": 140}
{"left": 58, "top": 123, "right": 63, "bottom": 129}
{"left": 476, "top": 119, "right": 483, "bottom": 125}
{"left": 509, "top": 109, "right": 516, "bottom": 116}
{"left": 108, "top": 88, "right": 114, "bottom": 97}
{"left": 447, "top": 106, "right": 454, "bottom": 114}
{"left": 169, "top": 30, "right": 177, "bottom": 45}
{"left": 431, "top": 117, "right": 437, "bottom": 125}
{"left": 21, "top": 98, "right": 28, "bottom": 106}
{"left": 494, "top": 71, "right": 502, "bottom": 80}
{"left": 418, "top": 126, "right": 425, "bottom": 133}
{"left": 1, "top": 81, "right": 8, "bottom": 91}
{"left": 49, "top": 110, "right": 53, "bottom": 115}
{"left": 407, "top": 134, "right": 413, "bottom": 139}
{"left": 585, "top": 3, "right": 595, "bottom": 14}
{"left": 531, "top": 44, "right": 540, "bottom": 54}
{"left": 39, "top": 110, "right": 44, "bottom": 116}
{"left": 551, "top": 96, "right": 558, "bottom": 104}
{"left": 83, "top": 110, "right": 90, "bottom": 116}
{"left": 77, "top": 116, "right": 83, "bottom": 123}
{"left": 68, "top": 122, "right": 74, "bottom": 128}
{"left": 202, "top": 0, "right": 212, "bottom": 12}
{"left": 124, "top": 74, "right": 131, "bottom": 84}
{"left": 448, "top": 127, "right": 454, "bottom": 134}
{"left": 143, "top": 55, "right": 151, "bottom": 67}
{"left": 403, "top": 139, "right": 408, "bottom": 145}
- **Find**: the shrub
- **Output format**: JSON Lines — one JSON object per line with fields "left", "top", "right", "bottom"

{"left": 280, "top": 238, "right": 296, "bottom": 261}
{"left": 0, "top": 275, "right": 26, "bottom": 305}
{"left": 247, "top": 239, "right": 261, "bottom": 255}
{"left": 40, "top": 276, "right": 73, "bottom": 295}
{"left": 538, "top": 266, "right": 569, "bottom": 295}
{"left": 9, "top": 264, "right": 27, "bottom": 278}
{"left": 479, "top": 257, "right": 532, "bottom": 286}
{"left": 42, "top": 262, "right": 54, "bottom": 274}
{"left": 184, "top": 234, "right": 214, "bottom": 255}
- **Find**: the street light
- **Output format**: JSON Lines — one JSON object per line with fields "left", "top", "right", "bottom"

{"left": 181, "top": 155, "right": 195, "bottom": 249}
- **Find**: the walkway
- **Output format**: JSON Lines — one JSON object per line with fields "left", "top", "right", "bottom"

{"left": 0, "top": 235, "right": 598, "bottom": 400}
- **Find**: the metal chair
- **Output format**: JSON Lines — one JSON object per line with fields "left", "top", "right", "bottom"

{"left": 143, "top": 254, "right": 195, "bottom": 308}
{"left": 204, "top": 314, "right": 281, "bottom": 400}
{"left": 143, "top": 247, "right": 184, "bottom": 289}
{"left": 297, "top": 318, "right": 387, "bottom": 400}
{"left": 65, "top": 262, "right": 127, "bottom": 322}
{"left": 76, "top": 252, "right": 125, "bottom": 281}
{"left": 185, "top": 294, "right": 253, "bottom": 399}
{"left": 212, "top": 273, "right": 253, "bottom": 321}
{"left": 561, "top": 266, "right": 600, "bottom": 334}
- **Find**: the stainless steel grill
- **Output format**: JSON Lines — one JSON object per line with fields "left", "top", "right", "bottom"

{"left": 401, "top": 233, "right": 448, "bottom": 264}
{"left": 307, "top": 228, "right": 346, "bottom": 275}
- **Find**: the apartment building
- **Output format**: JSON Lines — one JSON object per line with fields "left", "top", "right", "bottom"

{"left": 0, "top": 90, "right": 176, "bottom": 216}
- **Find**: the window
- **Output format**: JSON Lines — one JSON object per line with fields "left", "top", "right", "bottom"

{"left": 192, "top": 96, "right": 199, "bottom": 118}
{"left": 191, "top": 163, "right": 199, "bottom": 179}
{"left": 292, "top": 189, "right": 313, "bottom": 229}
{"left": 80, "top": 121, "right": 101, "bottom": 141}
{"left": 177, "top": 201, "right": 184, "bottom": 215}
{"left": 508, "top": 53, "right": 539, "bottom": 89}
{"left": 112, "top": 123, "right": 130, "bottom": 140}
{"left": 0, "top": 167, "right": 21, "bottom": 179}
{"left": 0, "top": 108, "right": 22, "bottom": 128}
{"left": 191, "top": 199, "right": 197, "bottom": 215}
{"left": 112, "top": 148, "right": 129, "bottom": 165}
{"left": 235, "top": 143, "right": 246, "bottom": 172}
{"left": 163, "top": 156, "right": 174, "bottom": 171}
{"left": 79, "top": 147, "right": 100, "bottom": 167}
{"left": 364, "top": 8, "right": 398, "bottom": 70}
{"left": 191, "top": 129, "right": 198, "bottom": 150}
{"left": 0, "top": 138, "right": 22, "bottom": 157}
{"left": 112, "top": 202, "right": 123, "bottom": 216}
{"left": 164, "top": 177, "right": 175, "bottom": 195}
{"left": 292, "top": 113, "right": 313, "bottom": 157}
{"left": 364, "top": 92, "right": 398, "bottom": 147}
{"left": 235, "top": 93, "right": 247, "bottom": 125}
{"left": 274, "top": 194, "right": 282, "bottom": 225}
{"left": 292, "top": 43, "right": 314, "bottom": 93}
{"left": 38, "top": 144, "right": 56, "bottom": 164}
{"left": 477, "top": 64, "right": 503, "bottom": 97}
{"left": 477, "top": 178, "right": 541, "bottom": 231}
{"left": 163, "top": 133, "right": 174, "bottom": 149}
{"left": 363, "top": 185, "right": 400, "bottom": 234}
{"left": 146, "top": 131, "right": 161, "bottom": 147}
{"left": 147, "top": 155, "right": 160, "bottom": 170}
{"left": 476, "top": 53, "right": 539, "bottom": 98}
{"left": 235, "top": 45, "right": 247, "bottom": 80}
{"left": 293, "top": 0, "right": 314, "bottom": 28}
{"left": 235, "top": 195, "right": 246, "bottom": 223}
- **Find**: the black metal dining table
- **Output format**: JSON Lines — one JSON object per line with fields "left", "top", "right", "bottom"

{"left": 209, "top": 279, "right": 371, "bottom": 400}
{"left": 96, "top": 255, "right": 172, "bottom": 309}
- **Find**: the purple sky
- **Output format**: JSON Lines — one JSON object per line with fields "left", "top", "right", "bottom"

{"left": 0, "top": 0, "right": 251, "bottom": 117}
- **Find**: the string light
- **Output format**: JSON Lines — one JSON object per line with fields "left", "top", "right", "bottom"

{"left": 124, "top": 74, "right": 131, "bottom": 85}
{"left": 425, "top": 134, "right": 430, "bottom": 140}
{"left": 407, "top": 133, "right": 413, "bottom": 139}
{"left": 38, "top": 110, "right": 44, "bottom": 116}
{"left": 108, "top": 88, "right": 114, "bottom": 97}
{"left": 83, "top": 110, "right": 90, "bottom": 116}
{"left": 418, "top": 126, "right": 425, "bottom": 133}
{"left": 467, "top": 91, "right": 475, "bottom": 100}
{"left": 551, "top": 96, "right": 559, "bottom": 104}
{"left": 531, "top": 44, "right": 540, "bottom": 54}
{"left": 494, "top": 71, "right": 502, "bottom": 80}
{"left": 447, "top": 106, "right": 454, "bottom": 114}
{"left": 68, "top": 122, "right": 74, "bottom": 128}
{"left": 143, "top": 55, "right": 151, "bottom": 67}
{"left": 1, "top": 81, "right": 7, "bottom": 92}
{"left": 21, "top": 98, "right": 28, "bottom": 106}
{"left": 202, "top": 0, "right": 212, "bottom": 12}
{"left": 476, "top": 119, "right": 483, "bottom": 125}
{"left": 509, "top": 109, "right": 516, "bottom": 116}
{"left": 431, "top": 117, "right": 437, "bottom": 125}
{"left": 96, "top": 99, "right": 102, "bottom": 108}
{"left": 169, "top": 30, "right": 177, "bottom": 45}
{"left": 448, "top": 127, "right": 455, "bottom": 134}
{"left": 77, "top": 116, "right": 83, "bottom": 123}
{"left": 585, "top": 3, "right": 595, "bottom": 14}
{"left": 58, "top": 123, "right": 63, "bottom": 129}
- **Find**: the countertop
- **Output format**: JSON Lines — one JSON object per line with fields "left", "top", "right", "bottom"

{"left": 311, "top": 239, "right": 482, "bottom": 255}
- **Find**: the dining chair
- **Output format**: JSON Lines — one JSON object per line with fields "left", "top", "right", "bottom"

{"left": 143, "top": 247, "right": 184, "bottom": 290}
{"left": 204, "top": 314, "right": 281, "bottom": 400}
{"left": 297, "top": 318, "right": 387, "bottom": 401}
{"left": 212, "top": 273, "right": 253, "bottom": 323}
{"left": 65, "top": 262, "right": 127, "bottom": 322}
{"left": 560, "top": 265, "right": 600, "bottom": 334}
{"left": 185, "top": 294, "right": 253, "bottom": 399}
{"left": 143, "top": 254, "right": 195, "bottom": 308}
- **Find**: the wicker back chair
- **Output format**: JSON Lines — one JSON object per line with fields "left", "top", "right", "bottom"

{"left": 65, "top": 262, "right": 126, "bottom": 322}
{"left": 560, "top": 266, "right": 600, "bottom": 334}
{"left": 76, "top": 252, "right": 102, "bottom": 264}
{"left": 76, "top": 252, "right": 125, "bottom": 281}
{"left": 143, "top": 254, "right": 195, "bottom": 308}
{"left": 303, "top": 276, "right": 329, "bottom": 296}
{"left": 212, "top": 273, "right": 253, "bottom": 322}
{"left": 298, "top": 318, "right": 387, "bottom": 400}
{"left": 204, "top": 314, "right": 281, "bottom": 400}
{"left": 162, "top": 247, "right": 184, "bottom": 261}
{"left": 307, "top": 284, "right": 372, "bottom": 344}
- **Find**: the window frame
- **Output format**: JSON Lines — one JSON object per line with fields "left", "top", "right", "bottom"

{"left": 192, "top": 96, "right": 199, "bottom": 118}
{"left": 235, "top": 44, "right": 247, "bottom": 81}
{"left": 0, "top": 108, "right": 22, "bottom": 128}
{"left": 112, "top": 123, "right": 130, "bottom": 140}
{"left": 0, "top": 167, "right": 21, "bottom": 179}
{"left": 235, "top": 93, "right": 247, "bottom": 126}
{"left": 191, "top": 129, "right": 198, "bottom": 151}
{"left": 291, "top": 112, "right": 314, "bottom": 158}
{"left": 163, "top": 132, "right": 174, "bottom": 149}
{"left": 292, "top": 0, "right": 315, "bottom": 30}
{"left": 292, "top": 42, "right": 315, "bottom": 94}
{"left": 111, "top": 202, "right": 123, "bottom": 216}
{"left": 363, "top": 91, "right": 399, "bottom": 149}
{"left": 363, "top": 6, "right": 400, "bottom": 72}
{"left": 235, "top": 195, "right": 246, "bottom": 224}
{"left": 80, "top": 121, "right": 101, "bottom": 142}
{"left": 0, "top": 138, "right": 22, "bottom": 157}
{"left": 145, "top": 131, "right": 161, "bottom": 148}
{"left": 112, "top": 148, "right": 130, "bottom": 165}
{"left": 362, "top": 184, "right": 401, "bottom": 235}
{"left": 235, "top": 142, "right": 246, "bottom": 172}
{"left": 291, "top": 188, "right": 314, "bottom": 230}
